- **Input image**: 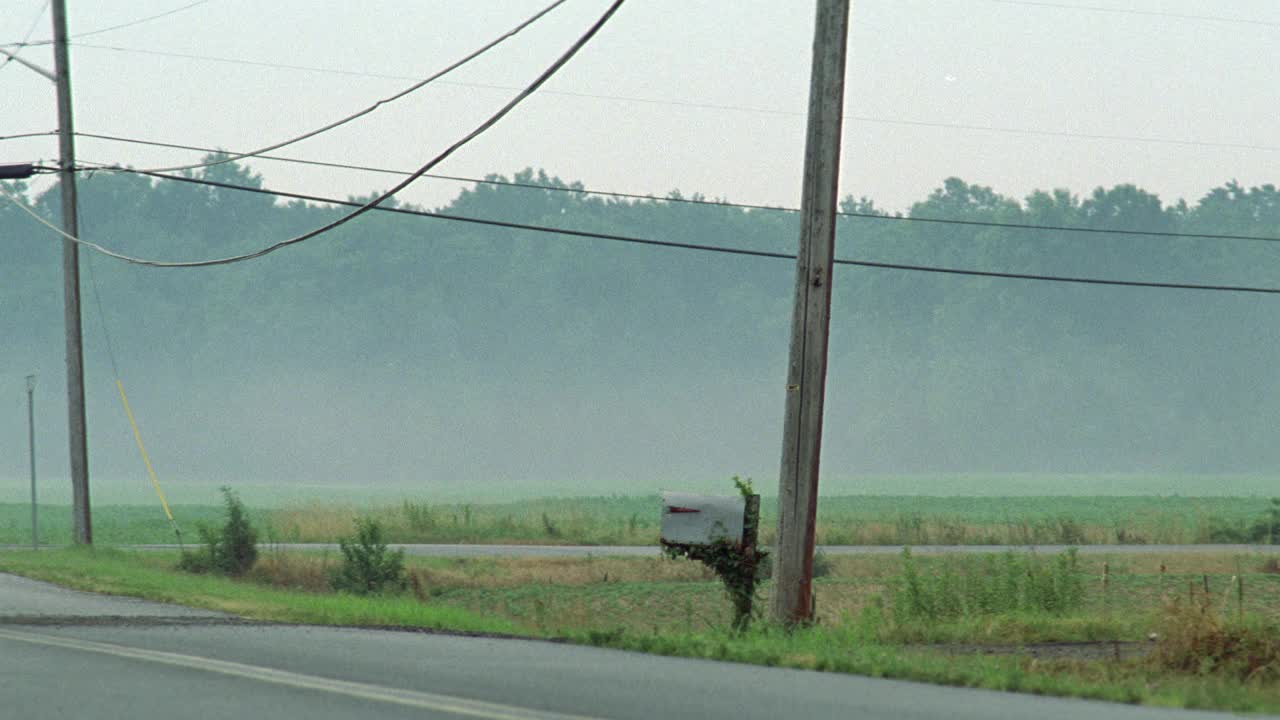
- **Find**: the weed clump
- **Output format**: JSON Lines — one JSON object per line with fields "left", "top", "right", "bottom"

{"left": 177, "top": 487, "right": 258, "bottom": 576}
{"left": 1152, "top": 594, "right": 1280, "bottom": 681}
{"left": 330, "top": 517, "right": 408, "bottom": 595}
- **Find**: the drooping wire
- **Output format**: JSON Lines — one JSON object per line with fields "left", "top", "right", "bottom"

{"left": 65, "top": 131, "right": 1280, "bottom": 246}
{"left": 7, "top": 0, "right": 627, "bottom": 269}
{"left": 11, "top": 165, "right": 1280, "bottom": 296}
{"left": 90, "top": 0, "right": 569, "bottom": 175}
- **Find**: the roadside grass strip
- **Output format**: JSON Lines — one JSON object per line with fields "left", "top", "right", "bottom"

{"left": 0, "top": 548, "right": 520, "bottom": 635}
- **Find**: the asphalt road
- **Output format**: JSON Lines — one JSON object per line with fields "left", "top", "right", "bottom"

{"left": 0, "top": 572, "right": 1256, "bottom": 719}
{"left": 129, "top": 542, "right": 1280, "bottom": 557}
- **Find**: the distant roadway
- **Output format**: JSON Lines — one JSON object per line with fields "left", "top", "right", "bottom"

{"left": 0, "top": 572, "right": 1247, "bottom": 719}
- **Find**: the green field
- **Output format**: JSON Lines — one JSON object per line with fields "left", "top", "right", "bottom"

{"left": 3, "top": 492, "right": 1276, "bottom": 547}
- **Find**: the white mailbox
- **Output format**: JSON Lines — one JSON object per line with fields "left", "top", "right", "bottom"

{"left": 660, "top": 491, "right": 746, "bottom": 546}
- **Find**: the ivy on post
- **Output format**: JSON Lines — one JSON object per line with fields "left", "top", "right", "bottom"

{"left": 660, "top": 478, "right": 767, "bottom": 631}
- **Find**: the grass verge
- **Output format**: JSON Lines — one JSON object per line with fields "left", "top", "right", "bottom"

{"left": 0, "top": 547, "right": 517, "bottom": 634}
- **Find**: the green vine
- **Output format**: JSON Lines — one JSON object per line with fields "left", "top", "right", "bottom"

{"left": 662, "top": 477, "right": 766, "bottom": 631}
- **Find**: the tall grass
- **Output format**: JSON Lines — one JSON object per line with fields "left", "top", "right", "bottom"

{"left": 891, "top": 547, "right": 1085, "bottom": 623}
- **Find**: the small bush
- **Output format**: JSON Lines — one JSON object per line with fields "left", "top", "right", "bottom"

{"left": 177, "top": 487, "right": 258, "bottom": 576}
{"left": 330, "top": 518, "right": 408, "bottom": 595}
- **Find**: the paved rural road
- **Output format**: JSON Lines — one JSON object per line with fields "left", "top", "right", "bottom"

{"left": 0, "top": 573, "right": 1255, "bottom": 720}
{"left": 130, "top": 542, "right": 1280, "bottom": 557}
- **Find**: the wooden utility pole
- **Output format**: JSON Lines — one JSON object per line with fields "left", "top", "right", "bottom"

{"left": 52, "top": 0, "right": 92, "bottom": 544}
{"left": 771, "top": 0, "right": 849, "bottom": 625}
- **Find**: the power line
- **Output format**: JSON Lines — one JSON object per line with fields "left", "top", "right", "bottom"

{"left": 68, "top": 131, "right": 1280, "bottom": 246}
{"left": 989, "top": 0, "right": 1280, "bottom": 28}
{"left": 857, "top": 213, "right": 1280, "bottom": 245}
{"left": 1, "top": 0, "right": 212, "bottom": 47}
{"left": 6, "top": 0, "right": 627, "bottom": 269}
{"left": 66, "top": 0, "right": 213, "bottom": 41}
{"left": 0, "top": 1, "right": 49, "bottom": 75}
{"left": 839, "top": 258, "right": 1280, "bottom": 294}
{"left": 95, "top": 0, "right": 569, "bottom": 175}
{"left": 68, "top": 42, "right": 801, "bottom": 115}
{"left": 55, "top": 42, "right": 1280, "bottom": 154}
{"left": 0, "top": 130, "right": 58, "bottom": 142}
{"left": 17, "top": 164, "right": 1280, "bottom": 296}
{"left": 73, "top": 130, "right": 777, "bottom": 207}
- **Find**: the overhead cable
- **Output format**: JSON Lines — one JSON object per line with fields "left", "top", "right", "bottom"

{"left": 12, "top": 164, "right": 1280, "bottom": 296}
{"left": 4, "top": 0, "right": 626, "bottom": 268}
{"left": 1, "top": 0, "right": 211, "bottom": 47}
{"left": 90, "top": 0, "right": 569, "bottom": 175}
{"left": 69, "top": 131, "right": 1280, "bottom": 246}
{"left": 989, "top": 0, "right": 1280, "bottom": 27}
{"left": 58, "top": 43, "right": 1280, "bottom": 154}
{"left": 0, "top": 130, "right": 58, "bottom": 142}
{"left": 0, "top": 1, "right": 50, "bottom": 75}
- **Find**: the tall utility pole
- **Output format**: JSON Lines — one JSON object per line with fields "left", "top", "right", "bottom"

{"left": 771, "top": 0, "right": 849, "bottom": 626}
{"left": 27, "top": 375, "right": 38, "bottom": 550}
{"left": 52, "top": 0, "right": 92, "bottom": 545}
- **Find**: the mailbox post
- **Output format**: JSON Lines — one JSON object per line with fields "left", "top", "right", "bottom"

{"left": 660, "top": 490, "right": 765, "bottom": 630}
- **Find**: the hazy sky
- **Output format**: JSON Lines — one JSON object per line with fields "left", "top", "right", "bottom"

{"left": 3, "top": 0, "right": 1278, "bottom": 215}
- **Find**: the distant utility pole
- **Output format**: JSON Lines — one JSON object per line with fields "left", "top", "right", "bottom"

{"left": 771, "top": 0, "right": 849, "bottom": 626}
{"left": 52, "top": 0, "right": 92, "bottom": 544}
{"left": 27, "top": 375, "right": 38, "bottom": 550}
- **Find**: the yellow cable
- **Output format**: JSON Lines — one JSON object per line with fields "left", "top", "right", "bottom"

{"left": 116, "top": 379, "right": 176, "bottom": 524}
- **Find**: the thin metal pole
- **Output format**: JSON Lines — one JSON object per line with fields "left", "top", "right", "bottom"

{"left": 771, "top": 0, "right": 849, "bottom": 626}
{"left": 27, "top": 377, "right": 38, "bottom": 550}
{"left": 51, "top": 0, "right": 92, "bottom": 545}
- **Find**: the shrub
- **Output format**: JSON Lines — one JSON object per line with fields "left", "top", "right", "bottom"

{"left": 330, "top": 517, "right": 407, "bottom": 595}
{"left": 1207, "top": 498, "right": 1280, "bottom": 544}
{"left": 177, "top": 487, "right": 258, "bottom": 576}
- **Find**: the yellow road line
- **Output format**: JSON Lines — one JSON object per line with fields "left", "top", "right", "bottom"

{"left": 0, "top": 628, "right": 603, "bottom": 720}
